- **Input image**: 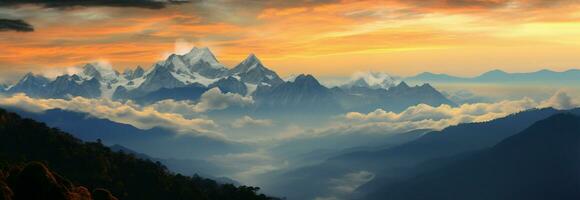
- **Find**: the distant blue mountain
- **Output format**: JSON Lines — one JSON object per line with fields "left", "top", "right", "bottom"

{"left": 404, "top": 72, "right": 466, "bottom": 83}
{"left": 365, "top": 113, "right": 580, "bottom": 200}
{"left": 405, "top": 69, "right": 580, "bottom": 84}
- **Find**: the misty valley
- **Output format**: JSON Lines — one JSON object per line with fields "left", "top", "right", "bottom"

{"left": 2, "top": 1, "right": 580, "bottom": 199}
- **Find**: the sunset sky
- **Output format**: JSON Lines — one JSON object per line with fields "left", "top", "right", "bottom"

{"left": 1, "top": 0, "right": 580, "bottom": 82}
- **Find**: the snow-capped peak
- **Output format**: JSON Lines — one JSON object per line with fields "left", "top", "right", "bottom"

{"left": 15, "top": 72, "right": 49, "bottom": 86}
{"left": 232, "top": 53, "right": 265, "bottom": 73}
{"left": 227, "top": 53, "right": 283, "bottom": 85}
{"left": 241, "top": 53, "right": 261, "bottom": 66}
{"left": 123, "top": 65, "right": 145, "bottom": 80}
{"left": 20, "top": 72, "right": 36, "bottom": 82}
{"left": 81, "top": 63, "right": 100, "bottom": 79}
{"left": 164, "top": 54, "right": 189, "bottom": 74}
{"left": 182, "top": 46, "right": 223, "bottom": 69}
{"left": 343, "top": 71, "right": 400, "bottom": 90}
{"left": 80, "top": 62, "right": 120, "bottom": 82}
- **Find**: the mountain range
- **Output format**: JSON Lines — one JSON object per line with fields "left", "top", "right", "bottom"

{"left": 1, "top": 47, "right": 454, "bottom": 113}
{"left": 405, "top": 69, "right": 580, "bottom": 84}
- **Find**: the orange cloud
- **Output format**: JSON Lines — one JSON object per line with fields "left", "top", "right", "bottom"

{"left": 1, "top": 0, "right": 580, "bottom": 81}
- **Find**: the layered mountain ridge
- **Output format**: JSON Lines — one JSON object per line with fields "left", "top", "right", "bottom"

{"left": 1, "top": 47, "right": 455, "bottom": 113}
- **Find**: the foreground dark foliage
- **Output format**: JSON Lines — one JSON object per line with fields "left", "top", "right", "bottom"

{"left": 0, "top": 108, "right": 277, "bottom": 200}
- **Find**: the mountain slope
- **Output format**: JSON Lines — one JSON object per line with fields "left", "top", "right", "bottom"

{"left": 0, "top": 108, "right": 277, "bottom": 200}
{"left": 366, "top": 113, "right": 580, "bottom": 200}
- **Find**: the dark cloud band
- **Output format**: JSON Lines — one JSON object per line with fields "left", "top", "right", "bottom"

{"left": 0, "top": 0, "right": 188, "bottom": 9}
{"left": 0, "top": 0, "right": 188, "bottom": 32}
{"left": 0, "top": 19, "right": 34, "bottom": 32}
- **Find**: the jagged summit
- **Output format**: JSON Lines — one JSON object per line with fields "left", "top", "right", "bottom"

{"left": 152, "top": 47, "right": 228, "bottom": 79}
{"left": 81, "top": 63, "right": 102, "bottom": 80}
{"left": 79, "top": 63, "right": 119, "bottom": 83}
{"left": 182, "top": 47, "right": 221, "bottom": 66}
{"left": 19, "top": 72, "right": 48, "bottom": 83}
{"left": 392, "top": 81, "right": 410, "bottom": 90}
{"left": 242, "top": 53, "right": 260, "bottom": 65}
{"left": 123, "top": 65, "right": 145, "bottom": 80}
{"left": 7, "top": 72, "right": 50, "bottom": 97}
{"left": 419, "top": 83, "right": 434, "bottom": 89}
{"left": 231, "top": 53, "right": 264, "bottom": 72}
{"left": 228, "top": 53, "right": 283, "bottom": 86}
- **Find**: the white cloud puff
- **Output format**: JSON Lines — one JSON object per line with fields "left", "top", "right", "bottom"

{"left": 0, "top": 93, "right": 223, "bottom": 138}
{"left": 232, "top": 116, "right": 273, "bottom": 128}
{"left": 149, "top": 88, "right": 254, "bottom": 116}
{"left": 273, "top": 96, "right": 540, "bottom": 142}
{"left": 192, "top": 88, "right": 254, "bottom": 112}
{"left": 539, "top": 90, "right": 577, "bottom": 110}
{"left": 345, "top": 71, "right": 400, "bottom": 89}
{"left": 342, "top": 91, "right": 578, "bottom": 132}
{"left": 0, "top": 89, "right": 255, "bottom": 139}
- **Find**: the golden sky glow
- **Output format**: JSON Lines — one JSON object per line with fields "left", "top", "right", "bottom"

{"left": 1, "top": 0, "right": 580, "bottom": 81}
